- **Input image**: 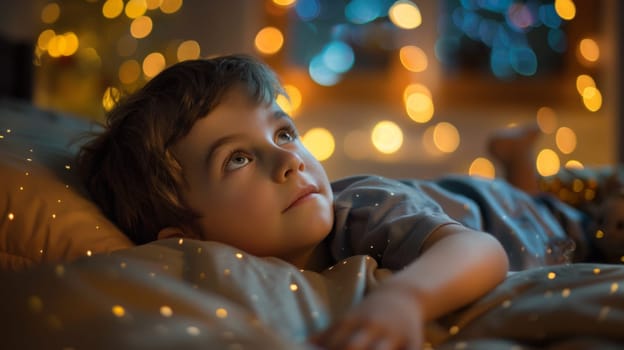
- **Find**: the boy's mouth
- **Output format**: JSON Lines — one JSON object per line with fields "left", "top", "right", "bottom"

{"left": 283, "top": 185, "right": 319, "bottom": 213}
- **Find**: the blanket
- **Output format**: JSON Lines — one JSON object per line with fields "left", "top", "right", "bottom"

{"left": 2, "top": 238, "right": 624, "bottom": 349}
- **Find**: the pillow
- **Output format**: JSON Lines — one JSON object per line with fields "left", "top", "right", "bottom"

{"left": 0, "top": 99, "right": 133, "bottom": 271}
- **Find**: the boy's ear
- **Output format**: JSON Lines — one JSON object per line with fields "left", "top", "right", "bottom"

{"left": 157, "top": 227, "right": 185, "bottom": 240}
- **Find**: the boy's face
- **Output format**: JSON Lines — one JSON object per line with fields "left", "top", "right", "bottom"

{"left": 168, "top": 87, "right": 334, "bottom": 266}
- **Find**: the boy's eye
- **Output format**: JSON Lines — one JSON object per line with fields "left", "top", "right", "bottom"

{"left": 276, "top": 128, "right": 297, "bottom": 145}
{"left": 224, "top": 153, "right": 251, "bottom": 171}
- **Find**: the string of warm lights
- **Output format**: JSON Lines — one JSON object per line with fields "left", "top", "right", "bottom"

{"left": 32, "top": 0, "right": 606, "bottom": 180}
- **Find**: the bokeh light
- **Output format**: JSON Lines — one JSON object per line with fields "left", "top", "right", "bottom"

{"left": 146, "top": 0, "right": 162, "bottom": 10}
{"left": 399, "top": 45, "right": 428, "bottom": 72}
{"left": 575, "top": 74, "right": 595, "bottom": 95}
{"left": 322, "top": 41, "right": 355, "bottom": 73}
{"left": 433, "top": 122, "right": 460, "bottom": 153}
{"left": 276, "top": 84, "right": 302, "bottom": 116}
{"left": 565, "top": 160, "right": 584, "bottom": 169}
{"left": 309, "top": 54, "right": 340, "bottom": 86}
{"left": 345, "top": 0, "right": 383, "bottom": 24}
{"left": 295, "top": 0, "right": 321, "bottom": 21}
{"left": 47, "top": 32, "right": 79, "bottom": 57}
{"left": 536, "top": 148, "right": 560, "bottom": 176}
{"left": 273, "top": 0, "right": 296, "bottom": 7}
{"left": 469, "top": 157, "right": 496, "bottom": 179}
{"left": 103, "top": 0, "right": 124, "bottom": 19}
{"left": 41, "top": 2, "right": 61, "bottom": 24}
{"left": 389, "top": 1, "right": 422, "bottom": 30}
{"left": 582, "top": 86, "right": 602, "bottom": 112}
{"left": 142, "top": 52, "right": 166, "bottom": 78}
{"left": 255, "top": 26, "right": 284, "bottom": 55}
{"left": 160, "top": 0, "right": 183, "bottom": 14}
{"left": 130, "top": 16, "right": 153, "bottom": 39}
{"left": 177, "top": 40, "right": 201, "bottom": 61}
{"left": 302, "top": 128, "right": 335, "bottom": 161}
{"left": 125, "top": 0, "right": 147, "bottom": 18}
{"left": 37, "top": 29, "right": 56, "bottom": 51}
{"left": 422, "top": 125, "right": 442, "bottom": 156}
{"left": 536, "top": 106, "right": 558, "bottom": 134}
{"left": 405, "top": 91, "right": 434, "bottom": 123}
{"left": 578, "top": 38, "right": 600, "bottom": 63}
{"left": 102, "top": 86, "right": 120, "bottom": 111}
{"left": 554, "top": 0, "right": 576, "bottom": 20}
{"left": 371, "top": 121, "right": 403, "bottom": 154}
{"left": 555, "top": 126, "right": 577, "bottom": 154}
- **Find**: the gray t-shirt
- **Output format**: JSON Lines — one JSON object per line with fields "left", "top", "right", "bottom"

{"left": 328, "top": 175, "right": 580, "bottom": 271}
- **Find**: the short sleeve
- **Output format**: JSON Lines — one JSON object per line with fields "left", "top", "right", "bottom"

{"left": 329, "top": 176, "right": 459, "bottom": 270}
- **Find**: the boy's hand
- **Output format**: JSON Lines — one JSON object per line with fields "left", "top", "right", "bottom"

{"left": 311, "top": 287, "right": 423, "bottom": 350}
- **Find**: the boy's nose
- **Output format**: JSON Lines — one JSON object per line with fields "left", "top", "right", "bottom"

{"left": 273, "top": 149, "right": 305, "bottom": 182}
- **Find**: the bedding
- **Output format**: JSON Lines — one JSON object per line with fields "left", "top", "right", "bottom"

{"left": 2, "top": 238, "right": 624, "bottom": 349}
{"left": 0, "top": 99, "right": 133, "bottom": 270}
{"left": 3, "top": 99, "right": 624, "bottom": 349}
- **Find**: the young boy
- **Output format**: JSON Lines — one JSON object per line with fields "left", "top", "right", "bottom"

{"left": 77, "top": 54, "right": 509, "bottom": 350}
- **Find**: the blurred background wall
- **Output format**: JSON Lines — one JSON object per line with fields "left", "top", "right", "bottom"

{"left": 0, "top": 0, "right": 619, "bottom": 181}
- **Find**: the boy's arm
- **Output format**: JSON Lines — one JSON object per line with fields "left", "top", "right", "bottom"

{"left": 313, "top": 224, "right": 509, "bottom": 350}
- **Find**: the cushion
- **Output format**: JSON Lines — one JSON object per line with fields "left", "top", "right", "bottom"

{"left": 0, "top": 99, "right": 133, "bottom": 271}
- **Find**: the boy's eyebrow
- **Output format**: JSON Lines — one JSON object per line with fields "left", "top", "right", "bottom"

{"left": 273, "top": 110, "right": 292, "bottom": 122}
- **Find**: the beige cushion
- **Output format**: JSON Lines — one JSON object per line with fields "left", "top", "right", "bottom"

{"left": 0, "top": 99, "right": 133, "bottom": 271}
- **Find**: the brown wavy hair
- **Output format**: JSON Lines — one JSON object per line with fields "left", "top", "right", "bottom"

{"left": 77, "top": 54, "right": 284, "bottom": 244}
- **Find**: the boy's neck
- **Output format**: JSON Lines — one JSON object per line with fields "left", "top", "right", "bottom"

{"left": 288, "top": 240, "right": 333, "bottom": 272}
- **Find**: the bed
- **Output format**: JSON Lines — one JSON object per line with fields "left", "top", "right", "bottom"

{"left": 2, "top": 98, "right": 624, "bottom": 349}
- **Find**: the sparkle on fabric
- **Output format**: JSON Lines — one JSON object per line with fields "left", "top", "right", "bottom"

{"left": 610, "top": 283, "right": 619, "bottom": 294}
{"left": 216, "top": 308, "right": 228, "bottom": 318}
{"left": 160, "top": 305, "right": 173, "bottom": 317}
{"left": 289, "top": 283, "right": 298, "bottom": 291}
{"left": 186, "top": 326, "right": 200, "bottom": 336}
{"left": 598, "top": 306, "right": 610, "bottom": 321}
{"left": 112, "top": 305, "right": 126, "bottom": 317}
{"left": 561, "top": 288, "right": 571, "bottom": 298}
{"left": 28, "top": 295, "right": 43, "bottom": 313}
{"left": 7, "top": 213, "right": 14, "bottom": 220}
{"left": 547, "top": 272, "right": 556, "bottom": 279}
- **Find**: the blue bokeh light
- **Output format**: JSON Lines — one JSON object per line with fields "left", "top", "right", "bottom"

{"left": 547, "top": 28, "right": 567, "bottom": 53}
{"left": 295, "top": 0, "right": 321, "bottom": 21}
{"left": 490, "top": 48, "right": 514, "bottom": 79}
{"left": 345, "top": 0, "right": 382, "bottom": 24}
{"left": 322, "top": 41, "right": 355, "bottom": 73}
{"left": 309, "top": 54, "right": 341, "bottom": 86}
{"left": 509, "top": 46, "right": 537, "bottom": 76}
{"left": 538, "top": 4, "right": 562, "bottom": 29}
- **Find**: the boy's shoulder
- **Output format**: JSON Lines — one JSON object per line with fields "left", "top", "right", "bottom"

{"left": 331, "top": 175, "right": 426, "bottom": 195}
